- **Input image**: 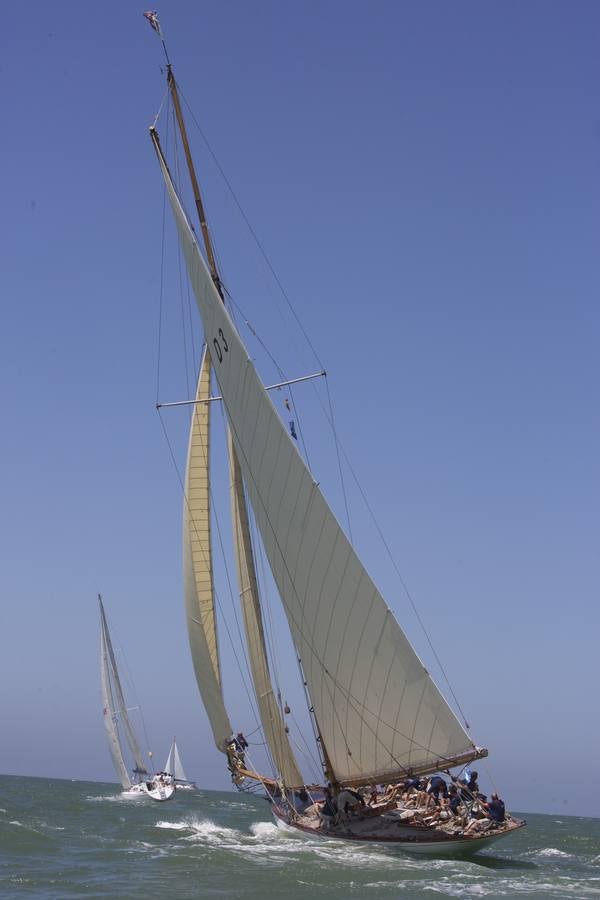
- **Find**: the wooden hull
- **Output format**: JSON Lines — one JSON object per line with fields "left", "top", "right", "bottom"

{"left": 272, "top": 806, "right": 525, "bottom": 857}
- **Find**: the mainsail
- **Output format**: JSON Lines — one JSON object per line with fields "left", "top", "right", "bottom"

{"left": 228, "top": 432, "right": 304, "bottom": 787}
{"left": 99, "top": 596, "right": 147, "bottom": 785}
{"left": 153, "top": 129, "right": 483, "bottom": 787}
{"left": 100, "top": 604, "right": 131, "bottom": 789}
{"left": 164, "top": 740, "right": 188, "bottom": 782}
{"left": 183, "top": 348, "right": 233, "bottom": 751}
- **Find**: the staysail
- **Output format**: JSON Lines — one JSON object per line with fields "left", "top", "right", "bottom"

{"left": 100, "top": 601, "right": 131, "bottom": 789}
{"left": 228, "top": 432, "right": 304, "bottom": 787}
{"left": 98, "top": 597, "right": 148, "bottom": 779}
{"left": 183, "top": 348, "right": 233, "bottom": 751}
{"left": 153, "top": 130, "right": 483, "bottom": 786}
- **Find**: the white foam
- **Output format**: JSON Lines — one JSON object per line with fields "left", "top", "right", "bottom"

{"left": 39, "top": 821, "right": 65, "bottom": 831}
{"left": 536, "top": 847, "right": 573, "bottom": 858}
{"left": 249, "top": 821, "right": 280, "bottom": 840}
{"left": 155, "top": 820, "right": 193, "bottom": 832}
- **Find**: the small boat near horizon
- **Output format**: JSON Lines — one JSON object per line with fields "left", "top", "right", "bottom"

{"left": 163, "top": 739, "right": 197, "bottom": 791}
{"left": 143, "top": 13, "right": 524, "bottom": 852}
{"left": 99, "top": 594, "right": 175, "bottom": 802}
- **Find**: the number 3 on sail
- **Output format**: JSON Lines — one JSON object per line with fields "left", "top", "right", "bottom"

{"left": 145, "top": 13, "right": 526, "bottom": 855}
{"left": 213, "top": 329, "right": 228, "bottom": 364}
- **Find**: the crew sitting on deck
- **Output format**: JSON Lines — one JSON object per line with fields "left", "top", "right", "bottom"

{"left": 447, "top": 783, "right": 462, "bottom": 816}
{"left": 337, "top": 788, "right": 365, "bottom": 818}
{"left": 484, "top": 792, "right": 505, "bottom": 823}
{"left": 457, "top": 770, "right": 479, "bottom": 800}
{"left": 318, "top": 788, "right": 338, "bottom": 830}
{"left": 426, "top": 775, "right": 448, "bottom": 806}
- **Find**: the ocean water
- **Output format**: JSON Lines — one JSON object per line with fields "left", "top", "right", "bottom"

{"left": 0, "top": 775, "right": 598, "bottom": 899}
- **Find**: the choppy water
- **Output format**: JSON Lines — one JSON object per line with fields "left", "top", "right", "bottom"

{"left": 0, "top": 775, "right": 598, "bottom": 899}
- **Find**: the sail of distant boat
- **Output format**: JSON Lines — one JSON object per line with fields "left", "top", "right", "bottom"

{"left": 99, "top": 595, "right": 148, "bottom": 789}
{"left": 99, "top": 595, "right": 174, "bottom": 801}
{"left": 163, "top": 739, "right": 197, "bottom": 789}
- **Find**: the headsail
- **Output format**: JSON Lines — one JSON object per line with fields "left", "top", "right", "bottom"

{"left": 153, "top": 130, "right": 483, "bottom": 787}
{"left": 183, "top": 347, "right": 233, "bottom": 751}
{"left": 228, "top": 432, "right": 304, "bottom": 787}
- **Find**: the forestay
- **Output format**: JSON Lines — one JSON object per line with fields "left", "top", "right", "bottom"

{"left": 183, "top": 348, "right": 233, "bottom": 751}
{"left": 228, "top": 432, "right": 304, "bottom": 787}
{"left": 154, "top": 130, "right": 481, "bottom": 786}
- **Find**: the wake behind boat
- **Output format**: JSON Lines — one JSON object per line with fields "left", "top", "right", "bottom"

{"left": 144, "top": 13, "right": 524, "bottom": 852}
{"left": 99, "top": 595, "right": 175, "bottom": 802}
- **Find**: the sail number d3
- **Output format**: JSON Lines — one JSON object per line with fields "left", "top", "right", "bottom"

{"left": 213, "top": 328, "right": 228, "bottom": 363}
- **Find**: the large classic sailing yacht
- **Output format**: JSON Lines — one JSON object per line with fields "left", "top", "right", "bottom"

{"left": 144, "top": 13, "right": 524, "bottom": 852}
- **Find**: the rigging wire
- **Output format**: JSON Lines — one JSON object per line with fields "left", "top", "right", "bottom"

{"left": 178, "top": 89, "right": 325, "bottom": 372}
{"left": 154, "top": 104, "right": 170, "bottom": 406}
{"left": 171, "top": 105, "right": 192, "bottom": 401}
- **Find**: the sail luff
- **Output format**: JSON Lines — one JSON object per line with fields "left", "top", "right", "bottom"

{"left": 98, "top": 599, "right": 147, "bottom": 777}
{"left": 183, "top": 347, "right": 233, "bottom": 751}
{"left": 99, "top": 603, "right": 132, "bottom": 789}
{"left": 228, "top": 431, "right": 304, "bottom": 788}
{"left": 153, "top": 129, "right": 482, "bottom": 785}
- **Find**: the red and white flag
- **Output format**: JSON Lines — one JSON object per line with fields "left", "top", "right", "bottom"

{"left": 143, "top": 11, "right": 163, "bottom": 38}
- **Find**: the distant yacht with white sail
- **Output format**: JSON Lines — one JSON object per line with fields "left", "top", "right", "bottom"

{"left": 99, "top": 595, "right": 175, "bottom": 801}
{"left": 163, "top": 739, "right": 197, "bottom": 790}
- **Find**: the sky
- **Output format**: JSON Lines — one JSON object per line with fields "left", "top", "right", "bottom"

{"left": 1, "top": 1, "right": 598, "bottom": 818}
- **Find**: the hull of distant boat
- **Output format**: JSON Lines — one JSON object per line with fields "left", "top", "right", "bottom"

{"left": 174, "top": 781, "right": 196, "bottom": 791}
{"left": 273, "top": 808, "right": 525, "bottom": 857}
{"left": 121, "top": 782, "right": 176, "bottom": 801}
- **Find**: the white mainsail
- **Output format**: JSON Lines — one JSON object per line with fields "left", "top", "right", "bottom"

{"left": 228, "top": 432, "right": 304, "bottom": 787}
{"left": 153, "top": 131, "right": 482, "bottom": 787}
{"left": 183, "top": 348, "right": 233, "bottom": 751}
{"left": 164, "top": 740, "right": 188, "bottom": 782}
{"left": 100, "top": 604, "right": 131, "bottom": 789}
{"left": 99, "top": 596, "right": 148, "bottom": 785}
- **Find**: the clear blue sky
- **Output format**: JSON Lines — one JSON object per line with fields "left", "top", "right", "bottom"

{"left": 1, "top": 1, "right": 598, "bottom": 818}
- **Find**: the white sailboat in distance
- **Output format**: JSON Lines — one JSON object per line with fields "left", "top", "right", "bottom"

{"left": 99, "top": 595, "right": 175, "bottom": 801}
{"left": 144, "top": 13, "right": 525, "bottom": 853}
{"left": 163, "top": 739, "right": 197, "bottom": 791}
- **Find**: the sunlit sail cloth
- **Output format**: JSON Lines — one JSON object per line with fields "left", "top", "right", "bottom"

{"left": 228, "top": 432, "right": 304, "bottom": 787}
{"left": 154, "top": 132, "right": 483, "bottom": 787}
{"left": 100, "top": 604, "right": 131, "bottom": 789}
{"left": 183, "top": 348, "right": 232, "bottom": 750}
{"left": 99, "top": 597, "right": 147, "bottom": 779}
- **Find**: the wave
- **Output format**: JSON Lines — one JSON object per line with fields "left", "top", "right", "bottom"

{"left": 536, "top": 848, "right": 574, "bottom": 859}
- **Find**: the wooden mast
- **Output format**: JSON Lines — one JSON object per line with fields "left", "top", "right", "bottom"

{"left": 157, "top": 51, "right": 335, "bottom": 790}
{"left": 166, "top": 67, "right": 223, "bottom": 300}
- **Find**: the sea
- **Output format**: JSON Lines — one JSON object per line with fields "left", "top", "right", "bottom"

{"left": 0, "top": 775, "right": 598, "bottom": 899}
